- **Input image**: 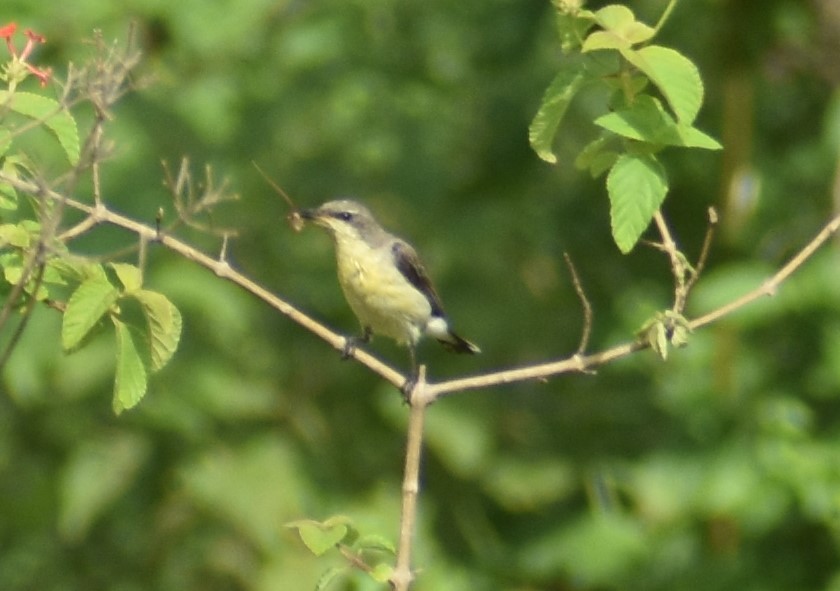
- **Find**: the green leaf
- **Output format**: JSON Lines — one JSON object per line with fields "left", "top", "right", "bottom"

{"left": 607, "top": 153, "right": 668, "bottom": 253}
{"left": 677, "top": 124, "right": 723, "bottom": 150}
{"left": 595, "top": 95, "right": 722, "bottom": 150}
{"left": 112, "top": 318, "right": 148, "bottom": 414}
{"left": 0, "top": 91, "right": 81, "bottom": 165}
{"left": 0, "top": 223, "right": 31, "bottom": 248}
{"left": 583, "top": 5, "right": 654, "bottom": 51}
{"left": 529, "top": 60, "right": 588, "bottom": 163}
{"left": 109, "top": 263, "right": 143, "bottom": 292}
{"left": 132, "top": 289, "right": 182, "bottom": 372}
{"left": 369, "top": 563, "right": 394, "bottom": 583}
{"left": 620, "top": 45, "right": 703, "bottom": 124}
{"left": 593, "top": 5, "right": 636, "bottom": 30}
{"left": 582, "top": 30, "right": 631, "bottom": 52}
{"left": 575, "top": 136, "right": 619, "bottom": 177}
{"left": 287, "top": 519, "right": 349, "bottom": 556}
{"left": 62, "top": 275, "right": 120, "bottom": 351}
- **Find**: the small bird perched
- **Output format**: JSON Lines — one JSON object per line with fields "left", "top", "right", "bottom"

{"left": 300, "top": 199, "right": 479, "bottom": 377}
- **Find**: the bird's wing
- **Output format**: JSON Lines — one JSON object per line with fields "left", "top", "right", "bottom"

{"left": 391, "top": 240, "right": 446, "bottom": 317}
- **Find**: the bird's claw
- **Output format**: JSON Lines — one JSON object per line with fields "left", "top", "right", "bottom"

{"left": 400, "top": 376, "right": 417, "bottom": 404}
{"left": 341, "top": 337, "right": 358, "bottom": 360}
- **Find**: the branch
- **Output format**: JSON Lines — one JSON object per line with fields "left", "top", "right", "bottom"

{"left": 390, "top": 366, "right": 428, "bottom": 591}
{"left": 563, "top": 252, "right": 592, "bottom": 355}
{"left": 690, "top": 211, "right": 840, "bottom": 330}
{"left": 0, "top": 174, "right": 406, "bottom": 389}
{"left": 8, "top": 168, "right": 839, "bottom": 591}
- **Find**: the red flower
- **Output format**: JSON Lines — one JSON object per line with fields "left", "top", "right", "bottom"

{"left": 0, "top": 22, "right": 17, "bottom": 38}
{"left": 1, "top": 21, "right": 51, "bottom": 86}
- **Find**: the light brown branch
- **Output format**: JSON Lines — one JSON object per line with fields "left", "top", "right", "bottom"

{"left": 684, "top": 206, "right": 718, "bottom": 295}
{"left": 391, "top": 366, "right": 427, "bottom": 591}
{"left": 563, "top": 252, "right": 592, "bottom": 354}
{"left": 7, "top": 168, "right": 840, "bottom": 591}
{"left": 1, "top": 174, "right": 406, "bottom": 390}
{"left": 690, "top": 211, "right": 840, "bottom": 330}
{"left": 652, "top": 209, "right": 690, "bottom": 313}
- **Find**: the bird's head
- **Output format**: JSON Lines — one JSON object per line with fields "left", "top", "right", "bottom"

{"left": 300, "top": 199, "right": 385, "bottom": 244}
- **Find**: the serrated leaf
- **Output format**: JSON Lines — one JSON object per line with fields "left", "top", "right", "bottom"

{"left": 595, "top": 95, "right": 722, "bottom": 150}
{"left": 0, "top": 91, "right": 81, "bottom": 165}
{"left": 132, "top": 289, "right": 182, "bottom": 372}
{"left": 677, "top": 124, "right": 722, "bottom": 149}
{"left": 529, "top": 61, "right": 588, "bottom": 163}
{"left": 315, "top": 566, "right": 346, "bottom": 591}
{"left": 607, "top": 153, "right": 668, "bottom": 253}
{"left": 112, "top": 318, "right": 147, "bottom": 414}
{"left": 109, "top": 262, "right": 143, "bottom": 292}
{"left": 62, "top": 275, "right": 120, "bottom": 350}
{"left": 621, "top": 45, "right": 703, "bottom": 124}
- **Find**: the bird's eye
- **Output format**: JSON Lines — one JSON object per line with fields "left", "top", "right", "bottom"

{"left": 338, "top": 212, "right": 353, "bottom": 221}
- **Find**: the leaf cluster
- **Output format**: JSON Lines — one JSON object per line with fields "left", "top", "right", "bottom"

{"left": 530, "top": 3, "right": 721, "bottom": 253}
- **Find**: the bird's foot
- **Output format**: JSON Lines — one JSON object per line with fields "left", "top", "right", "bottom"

{"left": 400, "top": 375, "right": 417, "bottom": 404}
{"left": 341, "top": 336, "right": 360, "bottom": 360}
{"left": 341, "top": 329, "right": 372, "bottom": 360}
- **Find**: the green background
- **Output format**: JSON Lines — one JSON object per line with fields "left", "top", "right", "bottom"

{"left": 2, "top": 0, "right": 840, "bottom": 589}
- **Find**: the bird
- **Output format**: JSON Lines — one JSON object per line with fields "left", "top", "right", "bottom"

{"left": 300, "top": 199, "right": 479, "bottom": 380}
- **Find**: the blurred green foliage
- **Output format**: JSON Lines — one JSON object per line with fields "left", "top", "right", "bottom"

{"left": 2, "top": 0, "right": 840, "bottom": 590}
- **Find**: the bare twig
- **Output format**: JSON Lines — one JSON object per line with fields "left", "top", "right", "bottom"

{"left": 684, "top": 206, "right": 718, "bottom": 295}
{"left": 563, "top": 252, "right": 592, "bottom": 355}
{"left": 0, "top": 261, "right": 45, "bottom": 368}
{"left": 690, "top": 211, "right": 840, "bottom": 330}
{"left": 652, "top": 209, "right": 690, "bottom": 313}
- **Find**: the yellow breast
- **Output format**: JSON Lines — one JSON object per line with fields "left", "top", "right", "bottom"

{"left": 333, "top": 238, "right": 431, "bottom": 345}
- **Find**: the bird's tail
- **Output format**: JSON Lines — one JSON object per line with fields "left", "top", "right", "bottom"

{"left": 426, "top": 316, "right": 480, "bottom": 354}
{"left": 438, "top": 331, "right": 481, "bottom": 354}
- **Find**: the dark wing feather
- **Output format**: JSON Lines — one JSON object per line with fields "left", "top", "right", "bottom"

{"left": 391, "top": 240, "right": 446, "bottom": 317}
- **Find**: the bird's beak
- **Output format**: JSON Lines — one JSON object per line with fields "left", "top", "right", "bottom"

{"left": 299, "top": 208, "right": 318, "bottom": 220}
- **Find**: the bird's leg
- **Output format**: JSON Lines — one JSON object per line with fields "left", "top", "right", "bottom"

{"left": 400, "top": 345, "right": 420, "bottom": 403}
{"left": 341, "top": 326, "right": 372, "bottom": 359}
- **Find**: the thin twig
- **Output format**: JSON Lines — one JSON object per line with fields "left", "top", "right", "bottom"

{"left": 0, "top": 262, "right": 45, "bottom": 368}
{"left": 563, "top": 252, "right": 592, "bottom": 354}
{"left": 684, "top": 206, "right": 718, "bottom": 295}
{"left": 690, "top": 211, "right": 840, "bottom": 330}
{"left": 652, "top": 209, "right": 689, "bottom": 313}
